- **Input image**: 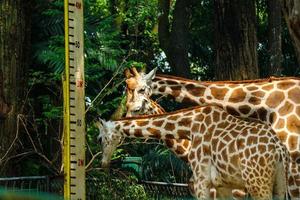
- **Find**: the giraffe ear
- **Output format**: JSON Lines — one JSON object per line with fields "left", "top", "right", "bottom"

{"left": 144, "top": 68, "right": 157, "bottom": 84}
{"left": 96, "top": 117, "right": 106, "bottom": 129}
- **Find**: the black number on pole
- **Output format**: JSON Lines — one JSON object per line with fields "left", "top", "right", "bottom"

{"left": 76, "top": 119, "right": 82, "bottom": 126}
{"left": 75, "top": 41, "right": 80, "bottom": 48}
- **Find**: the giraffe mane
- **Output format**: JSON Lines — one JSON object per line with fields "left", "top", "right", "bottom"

{"left": 155, "top": 74, "right": 300, "bottom": 84}
{"left": 116, "top": 105, "right": 206, "bottom": 121}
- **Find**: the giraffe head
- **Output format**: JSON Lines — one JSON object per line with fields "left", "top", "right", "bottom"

{"left": 96, "top": 118, "right": 123, "bottom": 168}
{"left": 125, "top": 67, "right": 157, "bottom": 116}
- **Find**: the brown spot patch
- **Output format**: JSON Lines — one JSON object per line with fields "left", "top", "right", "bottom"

{"left": 195, "top": 114, "right": 204, "bottom": 121}
{"left": 266, "top": 91, "right": 285, "bottom": 108}
{"left": 246, "top": 86, "right": 258, "bottom": 91}
{"left": 287, "top": 115, "right": 300, "bottom": 133}
{"left": 116, "top": 125, "right": 121, "bottom": 130}
{"left": 202, "top": 145, "right": 210, "bottom": 156}
{"left": 259, "top": 136, "right": 268, "bottom": 144}
{"left": 248, "top": 97, "right": 261, "bottom": 105}
{"left": 193, "top": 136, "right": 202, "bottom": 147}
{"left": 296, "top": 106, "right": 300, "bottom": 116}
{"left": 262, "top": 84, "right": 274, "bottom": 91}
{"left": 168, "top": 115, "right": 179, "bottom": 121}
{"left": 217, "top": 140, "right": 225, "bottom": 150}
{"left": 183, "top": 140, "right": 190, "bottom": 148}
{"left": 134, "top": 129, "right": 143, "bottom": 137}
{"left": 175, "top": 145, "right": 186, "bottom": 155}
{"left": 269, "top": 112, "right": 276, "bottom": 124}
{"left": 172, "top": 90, "right": 181, "bottom": 98}
{"left": 228, "top": 84, "right": 238, "bottom": 88}
{"left": 210, "top": 87, "right": 228, "bottom": 100}
{"left": 212, "top": 112, "right": 220, "bottom": 122}
{"left": 158, "top": 86, "right": 166, "bottom": 93}
{"left": 202, "top": 107, "right": 212, "bottom": 114}
{"left": 177, "top": 129, "right": 190, "bottom": 139}
{"left": 288, "top": 135, "right": 298, "bottom": 151}
{"left": 192, "top": 123, "right": 200, "bottom": 132}
{"left": 252, "top": 91, "right": 265, "bottom": 98}
{"left": 204, "top": 116, "right": 212, "bottom": 125}
{"left": 277, "top": 131, "right": 287, "bottom": 142}
{"left": 290, "top": 152, "right": 300, "bottom": 163}
{"left": 228, "top": 88, "right": 246, "bottom": 103}
{"left": 207, "top": 124, "right": 216, "bottom": 134}
{"left": 165, "top": 134, "right": 175, "bottom": 139}
{"left": 123, "top": 129, "right": 130, "bottom": 136}
{"left": 165, "top": 80, "right": 178, "bottom": 85}
{"left": 136, "top": 120, "right": 149, "bottom": 126}
{"left": 200, "top": 124, "right": 206, "bottom": 133}
{"left": 146, "top": 127, "right": 161, "bottom": 139}
{"left": 257, "top": 107, "right": 268, "bottom": 121}
{"left": 248, "top": 135, "right": 258, "bottom": 145}
{"left": 249, "top": 111, "right": 258, "bottom": 119}
{"left": 178, "top": 118, "right": 192, "bottom": 127}
{"left": 237, "top": 138, "right": 245, "bottom": 149}
{"left": 226, "top": 106, "right": 239, "bottom": 116}
{"left": 165, "top": 122, "right": 175, "bottom": 131}
{"left": 185, "top": 84, "right": 205, "bottom": 96}
{"left": 153, "top": 120, "right": 164, "bottom": 127}
{"left": 288, "top": 87, "right": 300, "bottom": 104}
{"left": 239, "top": 105, "right": 251, "bottom": 115}
{"left": 124, "top": 121, "right": 132, "bottom": 127}
{"left": 278, "top": 101, "right": 294, "bottom": 116}
{"left": 277, "top": 81, "right": 296, "bottom": 90}
{"left": 165, "top": 139, "right": 174, "bottom": 148}
{"left": 290, "top": 189, "right": 300, "bottom": 197}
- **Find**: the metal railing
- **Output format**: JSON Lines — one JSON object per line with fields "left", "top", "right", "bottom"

{"left": 0, "top": 176, "right": 194, "bottom": 199}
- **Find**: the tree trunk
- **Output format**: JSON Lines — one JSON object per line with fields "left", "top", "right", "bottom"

{"left": 0, "top": 0, "right": 29, "bottom": 175}
{"left": 283, "top": 0, "right": 300, "bottom": 67}
{"left": 266, "top": 0, "right": 282, "bottom": 76}
{"left": 213, "top": 0, "right": 259, "bottom": 81}
{"left": 158, "top": 0, "right": 192, "bottom": 78}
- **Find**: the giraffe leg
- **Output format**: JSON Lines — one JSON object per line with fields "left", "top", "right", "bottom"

{"left": 273, "top": 161, "right": 287, "bottom": 200}
{"left": 240, "top": 159, "right": 274, "bottom": 200}
{"left": 287, "top": 161, "right": 300, "bottom": 200}
{"left": 193, "top": 176, "right": 211, "bottom": 200}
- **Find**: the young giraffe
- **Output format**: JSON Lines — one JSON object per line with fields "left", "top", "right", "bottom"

{"left": 126, "top": 89, "right": 248, "bottom": 199}
{"left": 126, "top": 67, "right": 300, "bottom": 198}
{"left": 97, "top": 105, "right": 290, "bottom": 199}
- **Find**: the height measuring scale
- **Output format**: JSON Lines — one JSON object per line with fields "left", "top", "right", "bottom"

{"left": 63, "top": 0, "right": 86, "bottom": 199}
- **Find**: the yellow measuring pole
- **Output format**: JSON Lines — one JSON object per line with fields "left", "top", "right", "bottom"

{"left": 63, "top": 0, "right": 85, "bottom": 199}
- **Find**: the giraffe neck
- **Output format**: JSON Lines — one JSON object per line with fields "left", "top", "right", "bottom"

{"left": 147, "top": 99, "right": 190, "bottom": 161}
{"left": 152, "top": 75, "right": 299, "bottom": 121}
{"left": 113, "top": 109, "right": 195, "bottom": 140}
{"left": 112, "top": 105, "right": 239, "bottom": 140}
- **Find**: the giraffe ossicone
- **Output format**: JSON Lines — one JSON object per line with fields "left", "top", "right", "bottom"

{"left": 97, "top": 105, "right": 290, "bottom": 199}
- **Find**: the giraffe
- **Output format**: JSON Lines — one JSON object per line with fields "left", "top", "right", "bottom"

{"left": 125, "top": 67, "right": 300, "bottom": 198}
{"left": 126, "top": 89, "right": 247, "bottom": 199}
{"left": 97, "top": 105, "right": 290, "bottom": 199}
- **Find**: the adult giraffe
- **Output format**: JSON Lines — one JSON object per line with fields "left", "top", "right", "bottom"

{"left": 125, "top": 67, "right": 300, "bottom": 198}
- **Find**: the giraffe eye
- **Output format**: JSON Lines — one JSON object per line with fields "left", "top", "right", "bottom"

{"left": 139, "top": 88, "right": 146, "bottom": 94}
